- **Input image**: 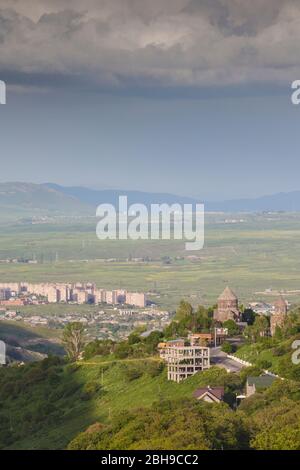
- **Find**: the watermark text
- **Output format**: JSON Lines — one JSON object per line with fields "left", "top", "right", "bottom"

{"left": 0, "top": 80, "right": 6, "bottom": 104}
{"left": 96, "top": 196, "right": 204, "bottom": 251}
{"left": 291, "top": 80, "right": 300, "bottom": 105}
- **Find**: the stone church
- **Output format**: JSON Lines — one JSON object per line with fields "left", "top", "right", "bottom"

{"left": 214, "top": 286, "right": 241, "bottom": 323}
{"left": 270, "top": 296, "right": 287, "bottom": 336}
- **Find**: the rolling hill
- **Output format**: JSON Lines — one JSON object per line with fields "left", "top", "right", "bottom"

{"left": 1, "top": 182, "right": 300, "bottom": 217}
{"left": 0, "top": 182, "right": 92, "bottom": 217}
{"left": 0, "top": 352, "right": 299, "bottom": 450}
{"left": 38, "top": 184, "right": 300, "bottom": 213}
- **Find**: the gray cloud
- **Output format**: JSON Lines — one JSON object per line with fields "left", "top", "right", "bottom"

{"left": 1, "top": 0, "right": 300, "bottom": 94}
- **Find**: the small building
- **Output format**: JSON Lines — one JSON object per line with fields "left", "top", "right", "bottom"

{"left": 194, "top": 386, "right": 225, "bottom": 403}
{"left": 188, "top": 330, "right": 227, "bottom": 347}
{"left": 246, "top": 375, "right": 277, "bottom": 397}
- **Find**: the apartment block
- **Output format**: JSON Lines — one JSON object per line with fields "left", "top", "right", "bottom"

{"left": 94, "top": 288, "right": 105, "bottom": 304}
{"left": 0, "top": 281, "right": 147, "bottom": 308}
{"left": 125, "top": 292, "right": 146, "bottom": 308}
{"left": 72, "top": 289, "right": 87, "bottom": 304}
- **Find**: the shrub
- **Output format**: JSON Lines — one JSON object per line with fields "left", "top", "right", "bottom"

{"left": 146, "top": 361, "right": 165, "bottom": 378}
{"left": 222, "top": 342, "right": 235, "bottom": 354}
{"left": 257, "top": 360, "right": 272, "bottom": 370}
{"left": 114, "top": 342, "right": 133, "bottom": 359}
{"left": 81, "top": 381, "right": 101, "bottom": 400}
{"left": 124, "top": 366, "right": 143, "bottom": 382}
{"left": 273, "top": 346, "right": 286, "bottom": 357}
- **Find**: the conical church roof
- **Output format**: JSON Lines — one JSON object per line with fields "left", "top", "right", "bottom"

{"left": 274, "top": 296, "right": 287, "bottom": 309}
{"left": 218, "top": 286, "right": 238, "bottom": 301}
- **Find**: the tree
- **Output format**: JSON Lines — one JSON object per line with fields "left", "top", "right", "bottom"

{"left": 244, "top": 316, "right": 269, "bottom": 343}
{"left": 144, "top": 331, "right": 164, "bottom": 354}
{"left": 83, "top": 339, "right": 115, "bottom": 360}
{"left": 274, "top": 325, "right": 283, "bottom": 340}
{"left": 114, "top": 341, "right": 132, "bottom": 359}
{"left": 242, "top": 308, "right": 256, "bottom": 325}
{"left": 223, "top": 319, "right": 239, "bottom": 336}
{"left": 222, "top": 341, "right": 235, "bottom": 354}
{"left": 128, "top": 332, "right": 141, "bottom": 345}
{"left": 175, "top": 300, "right": 193, "bottom": 321}
{"left": 254, "top": 316, "right": 269, "bottom": 337}
{"left": 195, "top": 307, "right": 213, "bottom": 331}
{"left": 63, "top": 322, "right": 85, "bottom": 361}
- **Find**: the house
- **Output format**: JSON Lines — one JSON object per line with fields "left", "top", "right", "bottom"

{"left": 246, "top": 374, "right": 277, "bottom": 397}
{"left": 194, "top": 386, "right": 225, "bottom": 403}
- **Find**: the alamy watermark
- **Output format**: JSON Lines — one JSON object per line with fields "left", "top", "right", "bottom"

{"left": 96, "top": 196, "right": 204, "bottom": 251}
{"left": 291, "top": 80, "right": 300, "bottom": 105}
{"left": 292, "top": 340, "right": 300, "bottom": 365}
{"left": 0, "top": 80, "right": 6, "bottom": 104}
{"left": 0, "top": 340, "right": 6, "bottom": 365}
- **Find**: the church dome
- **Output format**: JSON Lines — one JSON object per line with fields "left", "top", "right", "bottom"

{"left": 218, "top": 286, "right": 238, "bottom": 301}
{"left": 274, "top": 296, "right": 287, "bottom": 309}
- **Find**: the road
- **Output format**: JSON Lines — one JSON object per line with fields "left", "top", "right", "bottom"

{"left": 210, "top": 347, "right": 245, "bottom": 373}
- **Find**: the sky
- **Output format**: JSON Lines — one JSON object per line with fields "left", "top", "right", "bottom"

{"left": 0, "top": 0, "right": 300, "bottom": 200}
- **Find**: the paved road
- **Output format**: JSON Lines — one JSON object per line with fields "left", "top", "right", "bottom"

{"left": 210, "top": 347, "right": 245, "bottom": 373}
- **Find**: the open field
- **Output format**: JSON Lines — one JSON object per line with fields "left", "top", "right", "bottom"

{"left": 1, "top": 213, "right": 300, "bottom": 309}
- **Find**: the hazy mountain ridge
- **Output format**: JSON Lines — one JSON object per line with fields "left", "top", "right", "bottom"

{"left": 44, "top": 183, "right": 198, "bottom": 207}
{"left": 45, "top": 183, "right": 300, "bottom": 213}
{"left": 0, "top": 182, "right": 300, "bottom": 216}
{"left": 0, "top": 182, "right": 92, "bottom": 217}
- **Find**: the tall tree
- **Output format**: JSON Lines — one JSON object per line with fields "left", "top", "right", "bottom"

{"left": 175, "top": 300, "right": 193, "bottom": 321}
{"left": 63, "top": 322, "right": 85, "bottom": 361}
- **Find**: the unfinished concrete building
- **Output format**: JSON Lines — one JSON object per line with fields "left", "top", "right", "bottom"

{"left": 158, "top": 339, "right": 210, "bottom": 382}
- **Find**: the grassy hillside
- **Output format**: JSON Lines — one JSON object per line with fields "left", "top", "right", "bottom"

{"left": 0, "top": 356, "right": 244, "bottom": 450}
{"left": 0, "top": 320, "right": 64, "bottom": 360}
{"left": 234, "top": 333, "right": 300, "bottom": 380}
{"left": 0, "top": 182, "right": 92, "bottom": 218}
{"left": 1, "top": 349, "right": 300, "bottom": 450}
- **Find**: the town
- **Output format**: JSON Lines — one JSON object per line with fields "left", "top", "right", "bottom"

{"left": 0, "top": 282, "right": 147, "bottom": 307}
{"left": 0, "top": 304, "right": 172, "bottom": 342}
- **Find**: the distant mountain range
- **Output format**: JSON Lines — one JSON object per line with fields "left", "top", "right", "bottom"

{"left": 44, "top": 183, "right": 300, "bottom": 213}
{"left": 1, "top": 182, "right": 300, "bottom": 216}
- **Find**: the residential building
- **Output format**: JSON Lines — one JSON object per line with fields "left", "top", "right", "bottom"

{"left": 72, "top": 289, "right": 87, "bottom": 304}
{"left": 0, "top": 281, "right": 147, "bottom": 308}
{"left": 193, "top": 386, "right": 225, "bottom": 403}
{"left": 126, "top": 292, "right": 146, "bottom": 308}
{"left": 94, "top": 289, "right": 105, "bottom": 304}
{"left": 246, "top": 375, "right": 277, "bottom": 397}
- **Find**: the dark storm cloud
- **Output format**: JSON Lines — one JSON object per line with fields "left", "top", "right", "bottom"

{"left": 1, "top": 0, "right": 300, "bottom": 93}
{"left": 183, "top": 0, "right": 284, "bottom": 35}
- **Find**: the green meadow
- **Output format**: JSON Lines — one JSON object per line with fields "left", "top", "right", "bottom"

{"left": 1, "top": 212, "right": 300, "bottom": 309}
